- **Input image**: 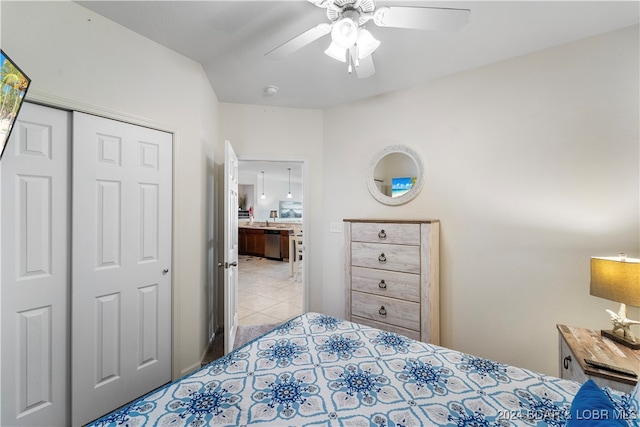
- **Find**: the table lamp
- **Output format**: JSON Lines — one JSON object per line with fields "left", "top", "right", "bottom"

{"left": 269, "top": 210, "right": 278, "bottom": 222}
{"left": 590, "top": 253, "right": 640, "bottom": 349}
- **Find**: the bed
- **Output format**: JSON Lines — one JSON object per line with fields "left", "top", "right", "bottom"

{"left": 88, "top": 312, "right": 638, "bottom": 426}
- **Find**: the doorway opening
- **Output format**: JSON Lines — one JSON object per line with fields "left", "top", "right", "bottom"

{"left": 236, "top": 159, "right": 305, "bottom": 326}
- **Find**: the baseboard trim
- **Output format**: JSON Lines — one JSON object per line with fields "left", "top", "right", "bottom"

{"left": 180, "top": 361, "right": 203, "bottom": 377}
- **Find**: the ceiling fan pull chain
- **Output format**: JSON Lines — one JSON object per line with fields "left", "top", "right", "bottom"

{"left": 346, "top": 45, "right": 359, "bottom": 73}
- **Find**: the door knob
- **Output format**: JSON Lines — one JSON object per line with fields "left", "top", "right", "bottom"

{"left": 162, "top": 269, "right": 169, "bottom": 274}
{"left": 221, "top": 261, "right": 238, "bottom": 269}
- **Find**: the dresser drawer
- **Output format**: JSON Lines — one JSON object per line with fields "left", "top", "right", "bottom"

{"left": 351, "top": 242, "right": 420, "bottom": 274}
{"left": 351, "top": 222, "right": 420, "bottom": 245}
{"left": 351, "top": 266, "right": 420, "bottom": 302}
{"left": 351, "top": 291, "right": 420, "bottom": 331}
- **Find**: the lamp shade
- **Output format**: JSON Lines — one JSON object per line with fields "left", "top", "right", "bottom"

{"left": 269, "top": 210, "right": 278, "bottom": 219}
{"left": 590, "top": 257, "right": 640, "bottom": 307}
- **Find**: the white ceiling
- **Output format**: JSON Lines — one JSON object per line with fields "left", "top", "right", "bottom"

{"left": 75, "top": 1, "right": 639, "bottom": 110}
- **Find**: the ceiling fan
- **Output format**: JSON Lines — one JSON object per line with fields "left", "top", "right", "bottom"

{"left": 265, "top": 0, "right": 471, "bottom": 79}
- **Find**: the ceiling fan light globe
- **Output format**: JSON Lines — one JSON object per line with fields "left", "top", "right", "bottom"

{"left": 356, "top": 28, "right": 380, "bottom": 59}
{"left": 331, "top": 18, "right": 359, "bottom": 49}
{"left": 325, "top": 41, "right": 348, "bottom": 62}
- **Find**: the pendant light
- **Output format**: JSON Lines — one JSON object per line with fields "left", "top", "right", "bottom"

{"left": 287, "top": 168, "right": 293, "bottom": 198}
{"left": 260, "top": 171, "right": 266, "bottom": 199}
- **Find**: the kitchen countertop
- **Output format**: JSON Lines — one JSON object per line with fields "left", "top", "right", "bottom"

{"left": 239, "top": 224, "right": 295, "bottom": 231}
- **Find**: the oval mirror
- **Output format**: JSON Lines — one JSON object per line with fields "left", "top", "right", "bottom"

{"left": 366, "top": 144, "right": 425, "bottom": 206}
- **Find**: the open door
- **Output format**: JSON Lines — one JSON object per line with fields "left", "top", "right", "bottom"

{"left": 223, "top": 141, "right": 239, "bottom": 353}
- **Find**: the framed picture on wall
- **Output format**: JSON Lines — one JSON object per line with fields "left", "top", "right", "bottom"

{"left": 1, "top": 49, "right": 32, "bottom": 160}
{"left": 279, "top": 200, "right": 302, "bottom": 219}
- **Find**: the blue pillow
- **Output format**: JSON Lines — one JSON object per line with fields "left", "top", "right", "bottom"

{"left": 567, "top": 379, "right": 628, "bottom": 426}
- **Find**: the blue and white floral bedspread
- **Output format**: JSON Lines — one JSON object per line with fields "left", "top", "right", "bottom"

{"left": 88, "top": 312, "right": 634, "bottom": 426}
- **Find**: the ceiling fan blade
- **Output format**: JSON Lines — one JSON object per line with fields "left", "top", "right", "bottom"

{"left": 266, "top": 23, "right": 332, "bottom": 59}
{"left": 307, "top": 0, "right": 330, "bottom": 8}
{"left": 355, "top": 54, "right": 375, "bottom": 79}
{"left": 374, "top": 6, "right": 470, "bottom": 32}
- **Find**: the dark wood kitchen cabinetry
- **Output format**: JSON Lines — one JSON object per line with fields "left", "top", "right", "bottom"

{"left": 238, "top": 227, "right": 294, "bottom": 259}
{"left": 238, "top": 228, "right": 265, "bottom": 257}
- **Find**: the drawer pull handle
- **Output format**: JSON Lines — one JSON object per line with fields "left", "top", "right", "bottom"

{"left": 378, "top": 306, "right": 387, "bottom": 316}
{"left": 378, "top": 253, "right": 387, "bottom": 263}
{"left": 378, "top": 280, "right": 387, "bottom": 289}
{"left": 563, "top": 355, "right": 571, "bottom": 369}
{"left": 378, "top": 229, "right": 387, "bottom": 240}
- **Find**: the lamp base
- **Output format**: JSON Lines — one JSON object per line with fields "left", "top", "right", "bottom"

{"left": 601, "top": 329, "right": 640, "bottom": 350}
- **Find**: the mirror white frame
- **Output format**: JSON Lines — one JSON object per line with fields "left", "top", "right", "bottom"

{"left": 366, "top": 144, "right": 425, "bottom": 206}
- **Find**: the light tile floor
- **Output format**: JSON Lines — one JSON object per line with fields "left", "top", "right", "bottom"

{"left": 238, "top": 255, "right": 303, "bottom": 326}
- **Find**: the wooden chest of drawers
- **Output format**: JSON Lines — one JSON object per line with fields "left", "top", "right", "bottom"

{"left": 344, "top": 219, "right": 440, "bottom": 344}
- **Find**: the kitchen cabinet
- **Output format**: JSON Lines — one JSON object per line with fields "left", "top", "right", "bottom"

{"left": 238, "top": 227, "right": 294, "bottom": 259}
{"left": 238, "top": 228, "right": 265, "bottom": 257}
{"left": 238, "top": 227, "right": 246, "bottom": 254}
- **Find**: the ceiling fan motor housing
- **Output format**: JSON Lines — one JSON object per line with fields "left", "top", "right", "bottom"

{"left": 326, "top": 0, "right": 376, "bottom": 24}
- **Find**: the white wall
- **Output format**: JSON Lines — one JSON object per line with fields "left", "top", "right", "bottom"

{"left": 1, "top": 1, "right": 220, "bottom": 378}
{"left": 2, "top": 0, "right": 637, "bottom": 393}
{"left": 256, "top": 181, "right": 303, "bottom": 222}
{"left": 218, "top": 103, "right": 323, "bottom": 311}
{"left": 322, "top": 25, "right": 640, "bottom": 377}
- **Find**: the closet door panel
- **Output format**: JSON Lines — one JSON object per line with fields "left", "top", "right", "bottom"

{"left": 1, "top": 103, "right": 70, "bottom": 426}
{"left": 71, "top": 112, "right": 172, "bottom": 426}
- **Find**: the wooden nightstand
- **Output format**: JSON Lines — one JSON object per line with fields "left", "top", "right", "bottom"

{"left": 557, "top": 324, "right": 639, "bottom": 394}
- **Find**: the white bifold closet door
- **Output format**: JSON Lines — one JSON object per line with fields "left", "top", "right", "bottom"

{"left": 71, "top": 112, "right": 172, "bottom": 426}
{"left": 1, "top": 103, "right": 71, "bottom": 426}
{"left": 1, "top": 105, "right": 173, "bottom": 427}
